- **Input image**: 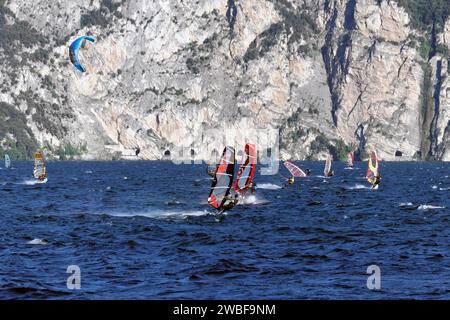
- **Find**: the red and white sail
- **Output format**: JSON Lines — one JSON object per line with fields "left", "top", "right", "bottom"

{"left": 234, "top": 143, "right": 257, "bottom": 195}
{"left": 208, "top": 147, "right": 235, "bottom": 209}
{"left": 283, "top": 161, "right": 306, "bottom": 177}
{"left": 347, "top": 152, "right": 354, "bottom": 167}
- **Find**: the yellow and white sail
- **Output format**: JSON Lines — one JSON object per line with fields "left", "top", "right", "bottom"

{"left": 33, "top": 151, "right": 47, "bottom": 180}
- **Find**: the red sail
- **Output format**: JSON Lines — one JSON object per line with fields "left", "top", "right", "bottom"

{"left": 347, "top": 152, "right": 354, "bottom": 167}
{"left": 234, "top": 144, "right": 257, "bottom": 195}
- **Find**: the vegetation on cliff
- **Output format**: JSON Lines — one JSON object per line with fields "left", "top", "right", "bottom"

{"left": 396, "top": 0, "right": 450, "bottom": 58}
{"left": 0, "top": 102, "right": 38, "bottom": 159}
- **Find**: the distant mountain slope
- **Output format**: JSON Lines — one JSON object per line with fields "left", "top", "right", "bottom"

{"left": 0, "top": 0, "right": 449, "bottom": 161}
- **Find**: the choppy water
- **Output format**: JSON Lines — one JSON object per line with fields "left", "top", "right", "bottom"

{"left": 0, "top": 161, "right": 449, "bottom": 299}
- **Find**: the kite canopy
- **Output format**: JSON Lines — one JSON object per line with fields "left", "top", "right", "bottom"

{"left": 234, "top": 143, "right": 256, "bottom": 195}
{"left": 208, "top": 147, "right": 235, "bottom": 209}
{"left": 69, "top": 36, "right": 95, "bottom": 72}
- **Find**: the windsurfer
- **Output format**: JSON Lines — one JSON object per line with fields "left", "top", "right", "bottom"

{"left": 283, "top": 177, "right": 295, "bottom": 187}
{"left": 249, "top": 182, "right": 257, "bottom": 194}
{"left": 371, "top": 174, "right": 381, "bottom": 189}
{"left": 219, "top": 193, "right": 239, "bottom": 213}
{"left": 305, "top": 169, "right": 311, "bottom": 176}
{"left": 33, "top": 170, "right": 46, "bottom": 181}
{"left": 206, "top": 164, "right": 216, "bottom": 177}
{"left": 325, "top": 170, "right": 334, "bottom": 177}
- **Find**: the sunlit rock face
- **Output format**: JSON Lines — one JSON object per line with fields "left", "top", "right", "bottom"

{"left": 0, "top": 0, "right": 449, "bottom": 161}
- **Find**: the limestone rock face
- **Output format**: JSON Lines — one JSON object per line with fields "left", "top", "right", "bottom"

{"left": 0, "top": 0, "right": 449, "bottom": 161}
{"left": 355, "top": 0, "right": 410, "bottom": 42}
{"left": 321, "top": 0, "right": 426, "bottom": 160}
{"left": 429, "top": 57, "right": 450, "bottom": 161}
{"left": 440, "top": 19, "right": 450, "bottom": 49}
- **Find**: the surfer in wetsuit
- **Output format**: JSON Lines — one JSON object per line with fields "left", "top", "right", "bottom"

{"left": 305, "top": 169, "right": 311, "bottom": 176}
{"left": 206, "top": 164, "right": 216, "bottom": 177}
{"left": 219, "top": 193, "right": 239, "bottom": 213}
{"left": 371, "top": 174, "right": 381, "bottom": 189}
{"left": 283, "top": 177, "right": 295, "bottom": 188}
{"left": 249, "top": 182, "right": 257, "bottom": 194}
{"left": 33, "top": 169, "right": 47, "bottom": 181}
{"left": 325, "top": 170, "right": 334, "bottom": 177}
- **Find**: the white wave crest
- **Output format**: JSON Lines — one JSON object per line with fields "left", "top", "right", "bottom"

{"left": 417, "top": 204, "right": 445, "bottom": 211}
{"left": 27, "top": 238, "right": 48, "bottom": 245}
{"left": 346, "top": 184, "right": 371, "bottom": 190}
{"left": 256, "top": 183, "right": 282, "bottom": 190}
{"left": 240, "top": 195, "right": 270, "bottom": 205}
{"left": 101, "top": 209, "right": 211, "bottom": 219}
{"left": 20, "top": 179, "right": 47, "bottom": 185}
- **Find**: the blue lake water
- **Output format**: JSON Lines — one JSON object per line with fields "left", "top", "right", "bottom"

{"left": 0, "top": 161, "right": 449, "bottom": 299}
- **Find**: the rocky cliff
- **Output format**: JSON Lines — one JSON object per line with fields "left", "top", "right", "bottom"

{"left": 0, "top": 0, "right": 449, "bottom": 161}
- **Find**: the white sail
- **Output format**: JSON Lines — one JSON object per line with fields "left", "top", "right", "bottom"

{"left": 4, "top": 154, "right": 11, "bottom": 169}
{"left": 324, "top": 154, "right": 332, "bottom": 176}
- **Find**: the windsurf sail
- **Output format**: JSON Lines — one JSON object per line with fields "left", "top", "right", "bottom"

{"left": 4, "top": 154, "right": 10, "bottom": 169}
{"left": 234, "top": 143, "right": 256, "bottom": 195}
{"left": 33, "top": 151, "right": 47, "bottom": 180}
{"left": 324, "top": 154, "right": 332, "bottom": 176}
{"left": 366, "top": 150, "right": 379, "bottom": 185}
{"left": 283, "top": 161, "right": 306, "bottom": 177}
{"left": 346, "top": 152, "right": 354, "bottom": 167}
{"left": 208, "top": 147, "right": 235, "bottom": 209}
